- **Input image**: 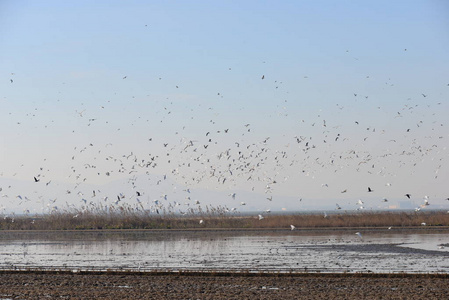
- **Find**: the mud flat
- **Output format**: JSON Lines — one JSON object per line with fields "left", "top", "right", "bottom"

{"left": 0, "top": 271, "right": 448, "bottom": 299}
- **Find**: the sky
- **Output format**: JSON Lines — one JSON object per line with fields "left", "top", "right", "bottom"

{"left": 0, "top": 0, "right": 448, "bottom": 215}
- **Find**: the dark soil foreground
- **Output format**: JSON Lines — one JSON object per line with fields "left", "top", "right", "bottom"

{"left": 0, "top": 272, "right": 448, "bottom": 299}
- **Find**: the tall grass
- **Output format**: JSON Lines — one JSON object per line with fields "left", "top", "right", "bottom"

{"left": 1, "top": 205, "right": 449, "bottom": 230}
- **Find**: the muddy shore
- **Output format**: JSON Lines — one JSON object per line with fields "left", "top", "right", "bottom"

{"left": 0, "top": 272, "right": 448, "bottom": 299}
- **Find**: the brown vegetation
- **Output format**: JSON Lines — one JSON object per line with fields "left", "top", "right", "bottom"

{"left": 1, "top": 206, "right": 449, "bottom": 230}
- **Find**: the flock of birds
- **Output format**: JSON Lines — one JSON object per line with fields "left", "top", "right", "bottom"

{"left": 2, "top": 66, "right": 449, "bottom": 231}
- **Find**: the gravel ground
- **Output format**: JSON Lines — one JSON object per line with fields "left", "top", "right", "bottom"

{"left": 0, "top": 272, "right": 448, "bottom": 299}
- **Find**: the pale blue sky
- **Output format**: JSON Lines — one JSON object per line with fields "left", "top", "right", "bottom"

{"left": 0, "top": 1, "right": 448, "bottom": 214}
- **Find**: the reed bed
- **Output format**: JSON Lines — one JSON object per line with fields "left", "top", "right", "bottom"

{"left": 1, "top": 206, "right": 449, "bottom": 230}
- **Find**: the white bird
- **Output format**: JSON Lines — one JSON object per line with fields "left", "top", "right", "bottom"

{"left": 421, "top": 222, "right": 426, "bottom": 226}
{"left": 355, "top": 232, "right": 363, "bottom": 238}
{"left": 290, "top": 225, "right": 296, "bottom": 230}
{"left": 356, "top": 199, "right": 364, "bottom": 206}
{"left": 199, "top": 219, "right": 204, "bottom": 224}
{"left": 258, "top": 214, "right": 264, "bottom": 220}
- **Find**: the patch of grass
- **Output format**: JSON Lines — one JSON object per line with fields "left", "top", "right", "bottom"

{"left": 1, "top": 207, "right": 449, "bottom": 230}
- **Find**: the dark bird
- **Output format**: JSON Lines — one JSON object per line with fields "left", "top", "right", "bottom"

{"left": 34, "top": 177, "right": 40, "bottom": 182}
{"left": 136, "top": 191, "right": 141, "bottom": 196}
{"left": 261, "top": 75, "right": 265, "bottom": 80}
{"left": 405, "top": 194, "right": 411, "bottom": 199}
{"left": 368, "top": 187, "right": 373, "bottom": 192}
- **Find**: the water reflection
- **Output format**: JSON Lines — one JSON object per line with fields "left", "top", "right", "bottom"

{"left": 0, "top": 230, "right": 448, "bottom": 273}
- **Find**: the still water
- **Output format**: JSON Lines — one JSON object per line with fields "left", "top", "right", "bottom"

{"left": 0, "top": 229, "right": 448, "bottom": 273}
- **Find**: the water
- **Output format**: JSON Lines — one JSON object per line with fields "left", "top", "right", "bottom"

{"left": 0, "top": 229, "right": 448, "bottom": 273}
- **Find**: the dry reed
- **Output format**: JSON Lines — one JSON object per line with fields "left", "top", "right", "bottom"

{"left": 1, "top": 205, "right": 449, "bottom": 230}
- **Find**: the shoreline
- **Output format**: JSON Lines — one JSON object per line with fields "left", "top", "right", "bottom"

{"left": 0, "top": 272, "right": 448, "bottom": 299}
{"left": 1, "top": 225, "right": 449, "bottom": 233}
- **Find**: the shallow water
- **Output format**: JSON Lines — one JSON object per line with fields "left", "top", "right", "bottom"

{"left": 0, "top": 229, "right": 448, "bottom": 273}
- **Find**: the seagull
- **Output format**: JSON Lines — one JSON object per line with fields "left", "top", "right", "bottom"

{"left": 199, "top": 220, "right": 204, "bottom": 224}
{"left": 258, "top": 214, "right": 264, "bottom": 220}
{"left": 336, "top": 203, "right": 342, "bottom": 210}
{"left": 290, "top": 225, "right": 296, "bottom": 230}
{"left": 355, "top": 232, "right": 363, "bottom": 239}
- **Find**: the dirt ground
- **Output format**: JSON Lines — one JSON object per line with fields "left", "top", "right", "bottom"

{"left": 0, "top": 272, "right": 448, "bottom": 299}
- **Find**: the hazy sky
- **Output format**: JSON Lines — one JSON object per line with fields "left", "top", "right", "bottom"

{"left": 1, "top": 1, "right": 448, "bottom": 214}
